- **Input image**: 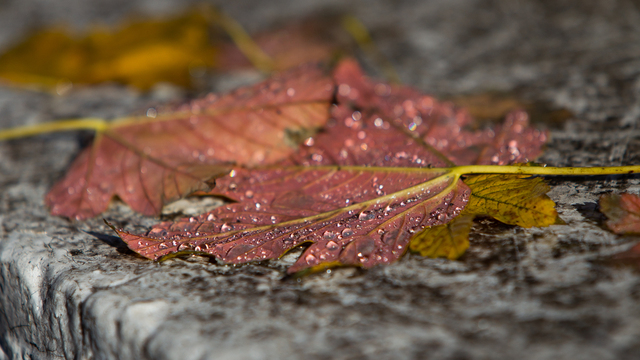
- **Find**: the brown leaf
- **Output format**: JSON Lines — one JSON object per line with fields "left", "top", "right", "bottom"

{"left": 114, "top": 59, "right": 549, "bottom": 274}
{"left": 46, "top": 63, "right": 334, "bottom": 220}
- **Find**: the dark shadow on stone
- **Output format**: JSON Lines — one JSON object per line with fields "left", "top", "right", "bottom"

{"left": 575, "top": 202, "right": 607, "bottom": 226}
{"left": 84, "top": 231, "right": 136, "bottom": 255}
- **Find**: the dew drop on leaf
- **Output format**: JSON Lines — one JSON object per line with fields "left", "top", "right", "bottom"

{"left": 323, "top": 231, "right": 336, "bottom": 240}
{"left": 342, "top": 228, "right": 354, "bottom": 237}
{"left": 305, "top": 253, "right": 318, "bottom": 265}
{"left": 221, "top": 223, "right": 233, "bottom": 232}
{"left": 303, "top": 137, "right": 315, "bottom": 146}
{"left": 358, "top": 211, "right": 375, "bottom": 221}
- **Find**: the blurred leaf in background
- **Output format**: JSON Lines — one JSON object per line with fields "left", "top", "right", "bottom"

{"left": 0, "top": 8, "right": 350, "bottom": 92}
{"left": 0, "top": 10, "right": 219, "bottom": 91}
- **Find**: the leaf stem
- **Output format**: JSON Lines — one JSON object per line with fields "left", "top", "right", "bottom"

{"left": 0, "top": 118, "right": 107, "bottom": 141}
{"left": 206, "top": 7, "right": 275, "bottom": 73}
{"left": 341, "top": 15, "right": 401, "bottom": 84}
{"left": 451, "top": 165, "right": 640, "bottom": 177}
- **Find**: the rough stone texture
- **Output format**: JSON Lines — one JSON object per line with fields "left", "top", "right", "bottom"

{"left": 2, "top": 0, "right": 640, "bottom": 359}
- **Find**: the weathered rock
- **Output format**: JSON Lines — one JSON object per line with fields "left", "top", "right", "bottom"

{"left": 2, "top": 0, "right": 640, "bottom": 359}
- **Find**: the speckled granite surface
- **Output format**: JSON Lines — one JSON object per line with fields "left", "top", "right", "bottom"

{"left": 1, "top": 0, "right": 640, "bottom": 359}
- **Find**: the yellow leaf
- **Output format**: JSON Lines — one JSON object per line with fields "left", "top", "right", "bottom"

{"left": 464, "top": 174, "right": 561, "bottom": 228}
{"left": 409, "top": 214, "right": 473, "bottom": 259}
{"left": 410, "top": 174, "right": 562, "bottom": 260}
{"left": 0, "top": 11, "right": 218, "bottom": 90}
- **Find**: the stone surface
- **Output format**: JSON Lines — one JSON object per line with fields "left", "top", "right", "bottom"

{"left": 2, "top": 0, "right": 640, "bottom": 359}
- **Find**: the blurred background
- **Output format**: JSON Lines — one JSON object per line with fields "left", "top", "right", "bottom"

{"left": 1, "top": 1, "right": 640, "bottom": 359}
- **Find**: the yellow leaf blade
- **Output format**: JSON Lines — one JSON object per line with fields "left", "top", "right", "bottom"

{"left": 409, "top": 214, "right": 473, "bottom": 259}
{"left": 464, "top": 174, "right": 560, "bottom": 228}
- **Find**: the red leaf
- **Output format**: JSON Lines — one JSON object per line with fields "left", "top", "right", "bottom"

{"left": 599, "top": 192, "right": 640, "bottom": 268}
{"left": 46, "top": 63, "right": 334, "bottom": 220}
{"left": 115, "top": 59, "right": 548, "bottom": 274}
{"left": 600, "top": 193, "right": 640, "bottom": 234}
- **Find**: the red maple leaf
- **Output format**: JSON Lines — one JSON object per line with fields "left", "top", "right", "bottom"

{"left": 115, "top": 59, "right": 548, "bottom": 274}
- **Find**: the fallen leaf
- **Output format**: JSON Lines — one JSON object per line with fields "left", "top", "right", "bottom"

{"left": 46, "top": 63, "right": 334, "bottom": 219}
{"left": 600, "top": 193, "right": 640, "bottom": 234}
{"left": 114, "top": 59, "right": 551, "bottom": 274}
{"left": 0, "top": 11, "right": 220, "bottom": 90}
{"left": 599, "top": 192, "right": 640, "bottom": 268}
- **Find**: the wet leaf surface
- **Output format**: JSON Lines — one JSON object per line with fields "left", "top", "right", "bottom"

{"left": 114, "top": 59, "right": 551, "bottom": 274}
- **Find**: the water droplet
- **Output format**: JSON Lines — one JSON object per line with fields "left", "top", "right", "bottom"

{"left": 311, "top": 153, "right": 323, "bottom": 162}
{"left": 229, "top": 170, "right": 237, "bottom": 178}
{"left": 304, "top": 137, "right": 315, "bottom": 146}
{"left": 342, "top": 228, "right": 354, "bottom": 237}
{"left": 270, "top": 215, "right": 277, "bottom": 223}
{"left": 338, "top": 84, "right": 351, "bottom": 96}
{"left": 395, "top": 151, "right": 408, "bottom": 159}
{"left": 245, "top": 190, "right": 254, "bottom": 199}
{"left": 357, "top": 131, "right": 366, "bottom": 140}
{"left": 221, "top": 223, "right": 233, "bottom": 232}
{"left": 374, "top": 83, "right": 390, "bottom": 96}
{"left": 159, "top": 243, "right": 168, "bottom": 249}
{"left": 146, "top": 108, "right": 157, "bottom": 118}
{"left": 358, "top": 211, "right": 375, "bottom": 221}
{"left": 323, "top": 231, "right": 336, "bottom": 240}
{"left": 374, "top": 118, "right": 384, "bottom": 127}
{"left": 67, "top": 187, "right": 75, "bottom": 195}
{"left": 178, "top": 244, "right": 189, "bottom": 251}
{"left": 305, "top": 254, "right": 318, "bottom": 265}
{"left": 287, "top": 88, "right": 296, "bottom": 96}
{"left": 206, "top": 213, "right": 216, "bottom": 221}
{"left": 352, "top": 111, "right": 362, "bottom": 121}
{"left": 189, "top": 217, "right": 197, "bottom": 223}
{"left": 408, "top": 122, "right": 417, "bottom": 131}
{"left": 326, "top": 240, "right": 339, "bottom": 250}
{"left": 255, "top": 202, "right": 261, "bottom": 210}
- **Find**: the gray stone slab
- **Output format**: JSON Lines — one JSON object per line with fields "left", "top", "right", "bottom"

{"left": 1, "top": 0, "right": 640, "bottom": 359}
